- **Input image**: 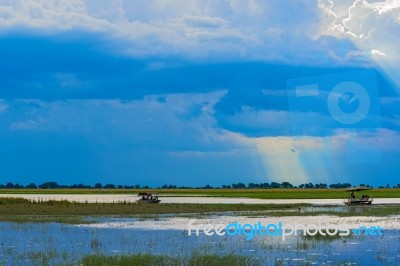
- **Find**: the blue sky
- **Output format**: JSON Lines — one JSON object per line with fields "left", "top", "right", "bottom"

{"left": 0, "top": 0, "right": 399, "bottom": 187}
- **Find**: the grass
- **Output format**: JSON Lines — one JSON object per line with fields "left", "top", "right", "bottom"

{"left": 0, "top": 188, "right": 399, "bottom": 199}
{"left": 0, "top": 197, "right": 398, "bottom": 224}
{"left": 81, "top": 254, "right": 179, "bottom": 266}
{"left": 81, "top": 253, "right": 260, "bottom": 266}
{"left": 0, "top": 214, "right": 92, "bottom": 224}
{"left": 0, "top": 197, "right": 308, "bottom": 223}
{"left": 247, "top": 205, "right": 400, "bottom": 217}
{"left": 333, "top": 205, "right": 400, "bottom": 217}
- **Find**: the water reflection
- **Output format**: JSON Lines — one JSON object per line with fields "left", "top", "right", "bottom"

{"left": 0, "top": 220, "right": 398, "bottom": 265}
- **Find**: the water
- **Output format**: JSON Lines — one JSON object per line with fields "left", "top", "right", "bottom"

{"left": 0, "top": 219, "right": 399, "bottom": 265}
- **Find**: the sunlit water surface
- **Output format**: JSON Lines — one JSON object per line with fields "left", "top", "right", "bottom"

{"left": 0, "top": 219, "right": 399, "bottom": 265}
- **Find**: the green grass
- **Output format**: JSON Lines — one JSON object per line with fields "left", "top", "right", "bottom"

{"left": 0, "top": 188, "right": 399, "bottom": 198}
{"left": 81, "top": 254, "right": 180, "bottom": 266}
{"left": 333, "top": 205, "right": 400, "bottom": 217}
{"left": 81, "top": 253, "right": 260, "bottom": 266}
{"left": 0, "top": 214, "right": 91, "bottom": 224}
{"left": 248, "top": 205, "right": 400, "bottom": 217}
{"left": 0, "top": 197, "right": 398, "bottom": 224}
{"left": 0, "top": 197, "right": 308, "bottom": 223}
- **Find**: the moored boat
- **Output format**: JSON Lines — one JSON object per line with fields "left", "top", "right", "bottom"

{"left": 137, "top": 198, "right": 161, "bottom": 204}
{"left": 137, "top": 192, "right": 161, "bottom": 204}
{"left": 343, "top": 186, "right": 373, "bottom": 205}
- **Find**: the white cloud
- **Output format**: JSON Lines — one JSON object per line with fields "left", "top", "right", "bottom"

{"left": 333, "top": 128, "right": 400, "bottom": 152}
{"left": 178, "top": 15, "right": 229, "bottom": 28}
{"left": 317, "top": 0, "right": 400, "bottom": 89}
{"left": 0, "top": 0, "right": 99, "bottom": 30}
{"left": 0, "top": 0, "right": 363, "bottom": 64}
{"left": 371, "top": 49, "right": 386, "bottom": 57}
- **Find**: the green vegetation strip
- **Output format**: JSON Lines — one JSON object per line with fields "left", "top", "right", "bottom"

{"left": 81, "top": 253, "right": 260, "bottom": 266}
{"left": 0, "top": 188, "right": 399, "bottom": 198}
{"left": 246, "top": 205, "right": 400, "bottom": 217}
{"left": 0, "top": 198, "right": 399, "bottom": 224}
{"left": 0, "top": 197, "right": 307, "bottom": 223}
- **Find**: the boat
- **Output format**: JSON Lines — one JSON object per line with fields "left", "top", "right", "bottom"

{"left": 137, "top": 198, "right": 161, "bottom": 204}
{"left": 137, "top": 192, "right": 161, "bottom": 204}
{"left": 343, "top": 186, "right": 373, "bottom": 205}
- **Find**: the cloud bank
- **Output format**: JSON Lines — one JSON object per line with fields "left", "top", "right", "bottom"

{"left": 0, "top": 1, "right": 399, "bottom": 186}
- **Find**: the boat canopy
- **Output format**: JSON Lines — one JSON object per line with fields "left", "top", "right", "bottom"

{"left": 345, "top": 186, "right": 371, "bottom": 192}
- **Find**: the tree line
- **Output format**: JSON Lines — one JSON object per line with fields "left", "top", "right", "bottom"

{"left": 0, "top": 182, "right": 147, "bottom": 189}
{"left": 1, "top": 181, "right": 399, "bottom": 189}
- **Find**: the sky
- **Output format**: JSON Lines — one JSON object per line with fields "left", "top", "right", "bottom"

{"left": 0, "top": 0, "right": 399, "bottom": 187}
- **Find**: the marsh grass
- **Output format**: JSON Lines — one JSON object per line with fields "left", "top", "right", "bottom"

{"left": 0, "top": 215, "right": 90, "bottom": 224}
{"left": 81, "top": 254, "right": 178, "bottom": 266}
{"left": 81, "top": 253, "right": 261, "bottom": 266}
{"left": 300, "top": 231, "right": 353, "bottom": 242}
{"left": 13, "top": 249, "right": 65, "bottom": 266}
{"left": 0, "top": 197, "right": 309, "bottom": 222}
{"left": 0, "top": 196, "right": 398, "bottom": 224}
{"left": 246, "top": 205, "right": 400, "bottom": 217}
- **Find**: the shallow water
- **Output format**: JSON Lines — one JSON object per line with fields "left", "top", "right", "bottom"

{"left": 0, "top": 218, "right": 399, "bottom": 265}
{"left": 301, "top": 204, "right": 399, "bottom": 214}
